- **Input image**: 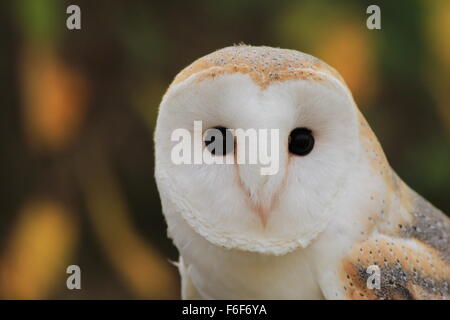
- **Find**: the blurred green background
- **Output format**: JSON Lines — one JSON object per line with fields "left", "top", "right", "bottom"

{"left": 0, "top": 0, "right": 449, "bottom": 299}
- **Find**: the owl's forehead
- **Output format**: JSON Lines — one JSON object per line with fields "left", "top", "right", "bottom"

{"left": 172, "top": 45, "right": 344, "bottom": 90}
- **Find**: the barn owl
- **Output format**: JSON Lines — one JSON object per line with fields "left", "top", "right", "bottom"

{"left": 154, "top": 45, "right": 450, "bottom": 300}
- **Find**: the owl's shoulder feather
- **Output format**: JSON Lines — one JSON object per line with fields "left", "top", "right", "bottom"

{"left": 338, "top": 188, "right": 450, "bottom": 299}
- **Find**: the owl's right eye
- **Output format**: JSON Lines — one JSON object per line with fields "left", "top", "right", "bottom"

{"left": 204, "top": 126, "right": 234, "bottom": 156}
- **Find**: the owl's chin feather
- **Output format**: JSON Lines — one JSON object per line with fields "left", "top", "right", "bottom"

{"left": 156, "top": 168, "right": 342, "bottom": 256}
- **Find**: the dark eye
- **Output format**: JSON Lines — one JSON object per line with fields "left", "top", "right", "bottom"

{"left": 204, "top": 126, "right": 234, "bottom": 155}
{"left": 288, "top": 128, "right": 314, "bottom": 156}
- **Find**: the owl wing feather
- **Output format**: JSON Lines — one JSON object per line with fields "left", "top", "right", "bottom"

{"left": 338, "top": 189, "right": 450, "bottom": 300}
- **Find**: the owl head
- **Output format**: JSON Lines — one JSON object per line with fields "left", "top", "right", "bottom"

{"left": 155, "top": 45, "right": 377, "bottom": 255}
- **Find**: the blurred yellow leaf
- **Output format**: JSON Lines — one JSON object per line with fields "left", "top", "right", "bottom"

{"left": 21, "top": 47, "right": 89, "bottom": 152}
{"left": 0, "top": 199, "right": 78, "bottom": 299}
{"left": 425, "top": 0, "right": 450, "bottom": 134}
{"left": 427, "top": 0, "right": 450, "bottom": 71}
{"left": 315, "top": 21, "right": 377, "bottom": 105}
{"left": 276, "top": 2, "right": 377, "bottom": 106}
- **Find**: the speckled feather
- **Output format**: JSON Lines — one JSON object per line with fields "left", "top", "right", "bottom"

{"left": 341, "top": 113, "right": 450, "bottom": 300}
{"left": 172, "top": 45, "right": 344, "bottom": 89}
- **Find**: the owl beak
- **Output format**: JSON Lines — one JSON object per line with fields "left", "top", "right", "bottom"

{"left": 255, "top": 205, "right": 269, "bottom": 227}
{"left": 235, "top": 132, "right": 287, "bottom": 227}
{"left": 236, "top": 163, "right": 284, "bottom": 227}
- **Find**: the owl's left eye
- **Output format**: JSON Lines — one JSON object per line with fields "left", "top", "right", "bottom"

{"left": 204, "top": 126, "right": 234, "bottom": 156}
{"left": 288, "top": 128, "right": 315, "bottom": 156}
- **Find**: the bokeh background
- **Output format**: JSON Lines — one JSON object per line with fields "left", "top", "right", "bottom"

{"left": 0, "top": 0, "right": 449, "bottom": 299}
